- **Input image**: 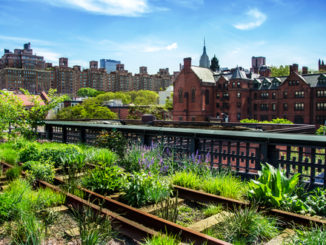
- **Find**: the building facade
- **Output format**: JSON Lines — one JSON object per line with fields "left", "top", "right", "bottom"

{"left": 173, "top": 57, "right": 326, "bottom": 125}
{"left": 100, "top": 59, "right": 121, "bottom": 74}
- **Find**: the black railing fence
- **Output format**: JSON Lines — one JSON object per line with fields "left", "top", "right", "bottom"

{"left": 43, "top": 121, "right": 326, "bottom": 187}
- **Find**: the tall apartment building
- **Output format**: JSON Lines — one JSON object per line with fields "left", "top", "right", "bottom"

{"left": 0, "top": 68, "right": 50, "bottom": 94}
{"left": 0, "top": 43, "right": 45, "bottom": 69}
{"left": 100, "top": 59, "right": 121, "bottom": 74}
{"left": 174, "top": 57, "right": 326, "bottom": 125}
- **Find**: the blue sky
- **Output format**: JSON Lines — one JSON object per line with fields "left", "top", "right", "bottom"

{"left": 0, "top": 0, "right": 325, "bottom": 74}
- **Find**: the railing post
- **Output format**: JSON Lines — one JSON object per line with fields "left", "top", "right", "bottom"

{"left": 80, "top": 128, "right": 86, "bottom": 144}
{"left": 62, "top": 126, "right": 67, "bottom": 143}
{"left": 190, "top": 137, "right": 200, "bottom": 154}
{"left": 261, "top": 141, "right": 277, "bottom": 167}
{"left": 143, "top": 133, "right": 152, "bottom": 147}
{"left": 45, "top": 124, "right": 53, "bottom": 141}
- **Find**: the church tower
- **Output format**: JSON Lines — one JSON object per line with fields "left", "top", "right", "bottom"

{"left": 199, "top": 39, "right": 210, "bottom": 68}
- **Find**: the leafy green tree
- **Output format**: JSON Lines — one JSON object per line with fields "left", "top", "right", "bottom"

{"left": 56, "top": 105, "right": 87, "bottom": 119}
{"left": 316, "top": 125, "right": 326, "bottom": 135}
{"left": 77, "top": 87, "right": 101, "bottom": 97}
{"left": 270, "top": 65, "right": 290, "bottom": 77}
{"left": 164, "top": 93, "right": 173, "bottom": 111}
{"left": 210, "top": 55, "right": 220, "bottom": 72}
{"left": 0, "top": 90, "right": 26, "bottom": 139}
{"left": 22, "top": 89, "right": 68, "bottom": 133}
{"left": 133, "top": 90, "right": 158, "bottom": 105}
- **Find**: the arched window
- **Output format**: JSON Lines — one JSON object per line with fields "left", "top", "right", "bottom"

{"left": 205, "top": 89, "right": 209, "bottom": 105}
{"left": 178, "top": 88, "right": 183, "bottom": 103}
{"left": 191, "top": 88, "right": 196, "bottom": 102}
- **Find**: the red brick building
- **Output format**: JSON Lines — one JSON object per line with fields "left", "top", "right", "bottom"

{"left": 173, "top": 57, "right": 326, "bottom": 125}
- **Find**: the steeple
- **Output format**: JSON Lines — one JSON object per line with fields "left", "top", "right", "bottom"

{"left": 199, "top": 38, "right": 210, "bottom": 68}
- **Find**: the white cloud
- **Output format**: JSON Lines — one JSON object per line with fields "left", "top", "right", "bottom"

{"left": 144, "top": 42, "right": 178, "bottom": 52}
{"left": 34, "top": 0, "right": 150, "bottom": 17}
{"left": 0, "top": 35, "right": 54, "bottom": 46}
{"left": 234, "top": 8, "right": 267, "bottom": 30}
{"left": 33, "top": 48, "right": 61, "bottom": 63}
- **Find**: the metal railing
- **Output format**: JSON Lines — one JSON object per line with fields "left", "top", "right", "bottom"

{"left": 44, "top": 121, "right": 326, "bottom": 187}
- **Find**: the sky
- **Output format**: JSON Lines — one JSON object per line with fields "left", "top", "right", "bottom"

{"left": 0, "top": 0, "right": 326, "bottom": 74}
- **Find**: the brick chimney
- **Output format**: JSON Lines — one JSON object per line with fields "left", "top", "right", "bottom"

{"left": 184, "top": 57, "right": 191, "bottom": 72}
{"left": 290, "top": 63, "right": 299, "bottom": 74}
{"left": 302, "top": 66, "right": 308, "bottom": 75}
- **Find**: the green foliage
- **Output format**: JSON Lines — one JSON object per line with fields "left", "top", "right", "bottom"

{"left": 26, "top": 160, "right": 55, "bottom": 183}
{"left": 122, "top": 172, "right": 172, "bottom": 207}
{"left": 128, "top": 105, "right": 167, "bottom": 120}
{"left": 0, "top": 146, "right": 18, "bottom": 164}
{"left": 82, "top": 165, "right": 126, "bottom": 195}
{"left": 0, "top": 90, "right": 27, "bottom": 139}
{"left": 287, "top": 226, "right": 326, "bottom": 244}
{"left": 5, "top": 166, "right": 21, "bottom": 180}
{"left": 240, "top": 118, "right": 293, "bottom": 124}
{"left": 164, "top": 93, "right": 173, "bottom": 111}
{"left": 77, "top": 87, "right": 101, "bottom": 97}
{"left": 95, "top": 130, "right": 127, "bottom": 158}
{"left": 18, "top": 144, "right": 40, "bottom": 163}
{"left": 203, "top": 204, "right": 223, "bottom": 217}
{"left": 70, "top": 204, "right": 114, "bottom": 245}
{"left": 172, "top": 171, "right": 201, "bottom": 189}
{"left": 154, "top": 195, "right": 179, "bottom": 223}
{"left": 206, "top": 207, "right": 279, "bottom": 244}
{"left": 248, "top": 163, "right": 300, "bottom": 207}
{"left": 142, "top": 233, "right": 181, "bottom": 245}
{"left": 316, "top": 125, "right": 326, "bottom": 135}
{"left": 304, "top": 188, "right": 326, "bottom": 216}
{"left": 85, "top": 148, "right": 118, "bottom": 166}
{"left": 270, "top": 65, "right": 290, "bottom": 77}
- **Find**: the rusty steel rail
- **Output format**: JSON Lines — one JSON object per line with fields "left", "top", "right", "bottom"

{"left": 1, "top": 161, "right": 230, "bottom": 245}
{"left": 174, "top": 185, "right": 326, "bottom": 227}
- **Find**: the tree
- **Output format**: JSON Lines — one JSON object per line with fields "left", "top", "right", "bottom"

{"left": 77, "top": 87, "right": 100, "bottom": 97}
{"left": 210, "top": 55, "right": 220, "bottom": 72}
{"left": 0, "top": 90, "right": 26, "bottom": 139}
{"left": 22, "top": 89, "right": 68, "bottom": 133}
{"left": 164, "top": 93, "right": 173, "bottom": 111}
{"left": 132, "top": 90, "right": 158, "bottom": 105}
{"left": 270, "top": 65, "right": 290, "bottom": 77}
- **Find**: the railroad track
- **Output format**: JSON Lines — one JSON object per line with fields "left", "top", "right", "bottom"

{"left": 2, "top": 161, "right": 325, "bottom": 245}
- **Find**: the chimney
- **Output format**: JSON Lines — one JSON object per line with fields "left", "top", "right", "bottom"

{"left": 184, "top": 57, "right": 191, "bottom": 72}
{"left": 290, "top": 63, "right": 298, "bottom": 74}
{"left": 302, "top": 66, "right": 308, "bottom": 75}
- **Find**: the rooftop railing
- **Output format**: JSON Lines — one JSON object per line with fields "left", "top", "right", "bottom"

{"left": 44, "top": 121, "right": 326, "bottom": 187}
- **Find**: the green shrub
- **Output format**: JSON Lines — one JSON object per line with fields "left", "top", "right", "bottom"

{"left": 316, "top": 125, "right": 326, "bottom": 135}
{"left": 22, "top": 160, "right": 38, "bottom": 171}
{"left": 122, "top": 172, "right": 172, "bottom": 207}
{"left": 95, "top": 130, "right": 127, "bottom": 158}
{"left": 172, "top": 171, "right": 201, "bottom": 190}
{"left": 248, "top": 163, "right": 300, "bottom": 207}
{"left": 26, "top": 160, "right": 55, "bottom": 183}
{"left": 19, "top": 144, "right": 40, "bottom": 163}
{"left": 206, "top": 207, "right": 279, "bottom": 244}
{"left": 85, "top": 148, "right": 118, "bottom": 167}
{"left": 240, "top": 118, "right": 293, "bottom": 124}
{"left": 142, "top": 233, "right": 181, "bottom": 245}
{"left": 286, "top": 226, "right": 326, "bottom": 244}
{"left": 82, "top": 165, "right": 126, "bottom": 195}
{"left": 5, "top": 166, "right": 21, "bottom": 180}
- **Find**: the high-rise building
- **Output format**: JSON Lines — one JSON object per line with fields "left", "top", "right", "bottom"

{"left": 251, "top": 56, "right": 266, "bottom": 73}
{"left": 100, "top": 59, "right": 121, "bottom": 74}
{"left": 59, "top": 57, "right": 68, "bottom": 68}
{"left": 0, "top": 42, "right": 45, "bottom": 69}
{"left": 89, "top": 61, "right": 98, "bottom": 69}
{"left": 199, "top": 39, "right": 210, "bottom": 68}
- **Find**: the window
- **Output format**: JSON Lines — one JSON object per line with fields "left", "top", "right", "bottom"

{"left": 237, "top": 102, "right": 241, "bottom": 108}
{"left": 261, "top": 115, "right": 268, "bottom": 121}
{"left": 317, "top": 102, "right": 326, "bottom": 110}
{"left": 232, "top": 82, "right": 235, "bottom": 87}
{"left": 179, "top": 117, "right": 183, "bottom": 121}
{"left": 317, "top": 90, "right": 326, "bottom": 97}
{"left": 178, "top": 88, "right": 183, "bottom": 103}
{"left": 260, "top": 92, "right": 269, "bottom": 99}
{"left": 283, "top": 103, "right": 288, "bottom": 111}
{"left": 294, "top": 103, "right": 304, "bottom": 111}
{"left": 272, "top": 92, "right": 276, "bottom": 99}
{"left": 237, "top": 92, "right": 241, "bottom": 98}
{"left": 254, "top": 104, "right": 257, "bottom": 111}
{"left": 205, "top": 89, "right": 209, "bottom": 105}
{"left": 223, "top": 92, "right": 229, "bottom": 99}
{"left": 237, "top": 82, "right": 241, "bottom": 88}
{"left": 237, "top": 113, "right": 241, "bottom": 120}
{"left": 260, "top": 104, "right": 269, "bottom": 111}
{"left": 191, "top": 88, "right": 196, "bottom": 102}
{"left": 283, "top": 91, "right": 288, "bottom": 99}
{"left": 294, "top": 91, "right": 304, "bottom": 98}
{"left": 216, "top": 103, "right": 220, "bottom": 108}
{"left": 272, "top": 103, "right": 276, "bottom": 111}
{"left": 216, "top": 93, "right": 220, "bottom": 99}
{"left": 222, "top": 103, "right": 229, "bottom": 109}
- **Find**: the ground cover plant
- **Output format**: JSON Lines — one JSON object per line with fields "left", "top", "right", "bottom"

{"left": 205, "top": 207, "right": 280, "bottom": 245}
{"left": 286, "top": 225, "right": 326, "bottom": 244}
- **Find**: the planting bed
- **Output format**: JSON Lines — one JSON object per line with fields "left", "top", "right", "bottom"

{"left": 0, "top": 137, "right": 325, "bottom": 244}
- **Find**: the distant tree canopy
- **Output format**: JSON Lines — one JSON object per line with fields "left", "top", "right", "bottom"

{"left": 270, "top": 65, "right": 290, "bottom": 77}
{"left": 56, "top": 90, "right": 159, "bottom": 120}
{"left": 77, "top": 87, "right": 104, "bottom": 97}
{"left": 210, "top": 55, "right": 220, "bottom": 72}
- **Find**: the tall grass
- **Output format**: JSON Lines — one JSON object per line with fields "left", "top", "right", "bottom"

{"left": 142, "top": 233, "right": 181, "bottom": 245}
{"left": 286, "top": 225, "right": 326, "bottom": 244}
